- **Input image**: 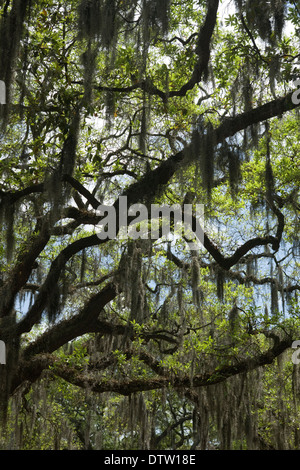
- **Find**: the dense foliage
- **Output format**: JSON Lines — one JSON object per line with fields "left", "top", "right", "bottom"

{"left": 0, "top": 0, "right": 300, "bottom": 450}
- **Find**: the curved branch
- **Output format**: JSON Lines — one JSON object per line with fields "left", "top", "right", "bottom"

{"left": 92, "top": 0, "right": 219, "bottom": 102}
{"left": 21, "top": 282, "right": 118, "bottom": 358}
{"left": 17, "top": 334, "right": 292, "bottom": 396}
{"left": 0, "top": 183, "right": 44, "bottom": 209}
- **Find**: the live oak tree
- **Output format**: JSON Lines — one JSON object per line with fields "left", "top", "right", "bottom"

{"left": 0, "top": 0, "right": 300, "bottom": 450}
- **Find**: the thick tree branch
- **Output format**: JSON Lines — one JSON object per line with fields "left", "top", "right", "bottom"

{"left": 16, "top": 334, "right": 292, "bottom": 397}
{"left": 0, "top": 183, "right": 44, "bottom": 209}
{"left": 0, "top": 219, "right": 51, "bottom": 319}
{"left": 21, "top": 282, "right": 118, "bottom": 358}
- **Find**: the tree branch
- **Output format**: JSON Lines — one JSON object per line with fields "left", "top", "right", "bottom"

{"left": 17, "top": 334, "right": 292, "bottom": 397}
